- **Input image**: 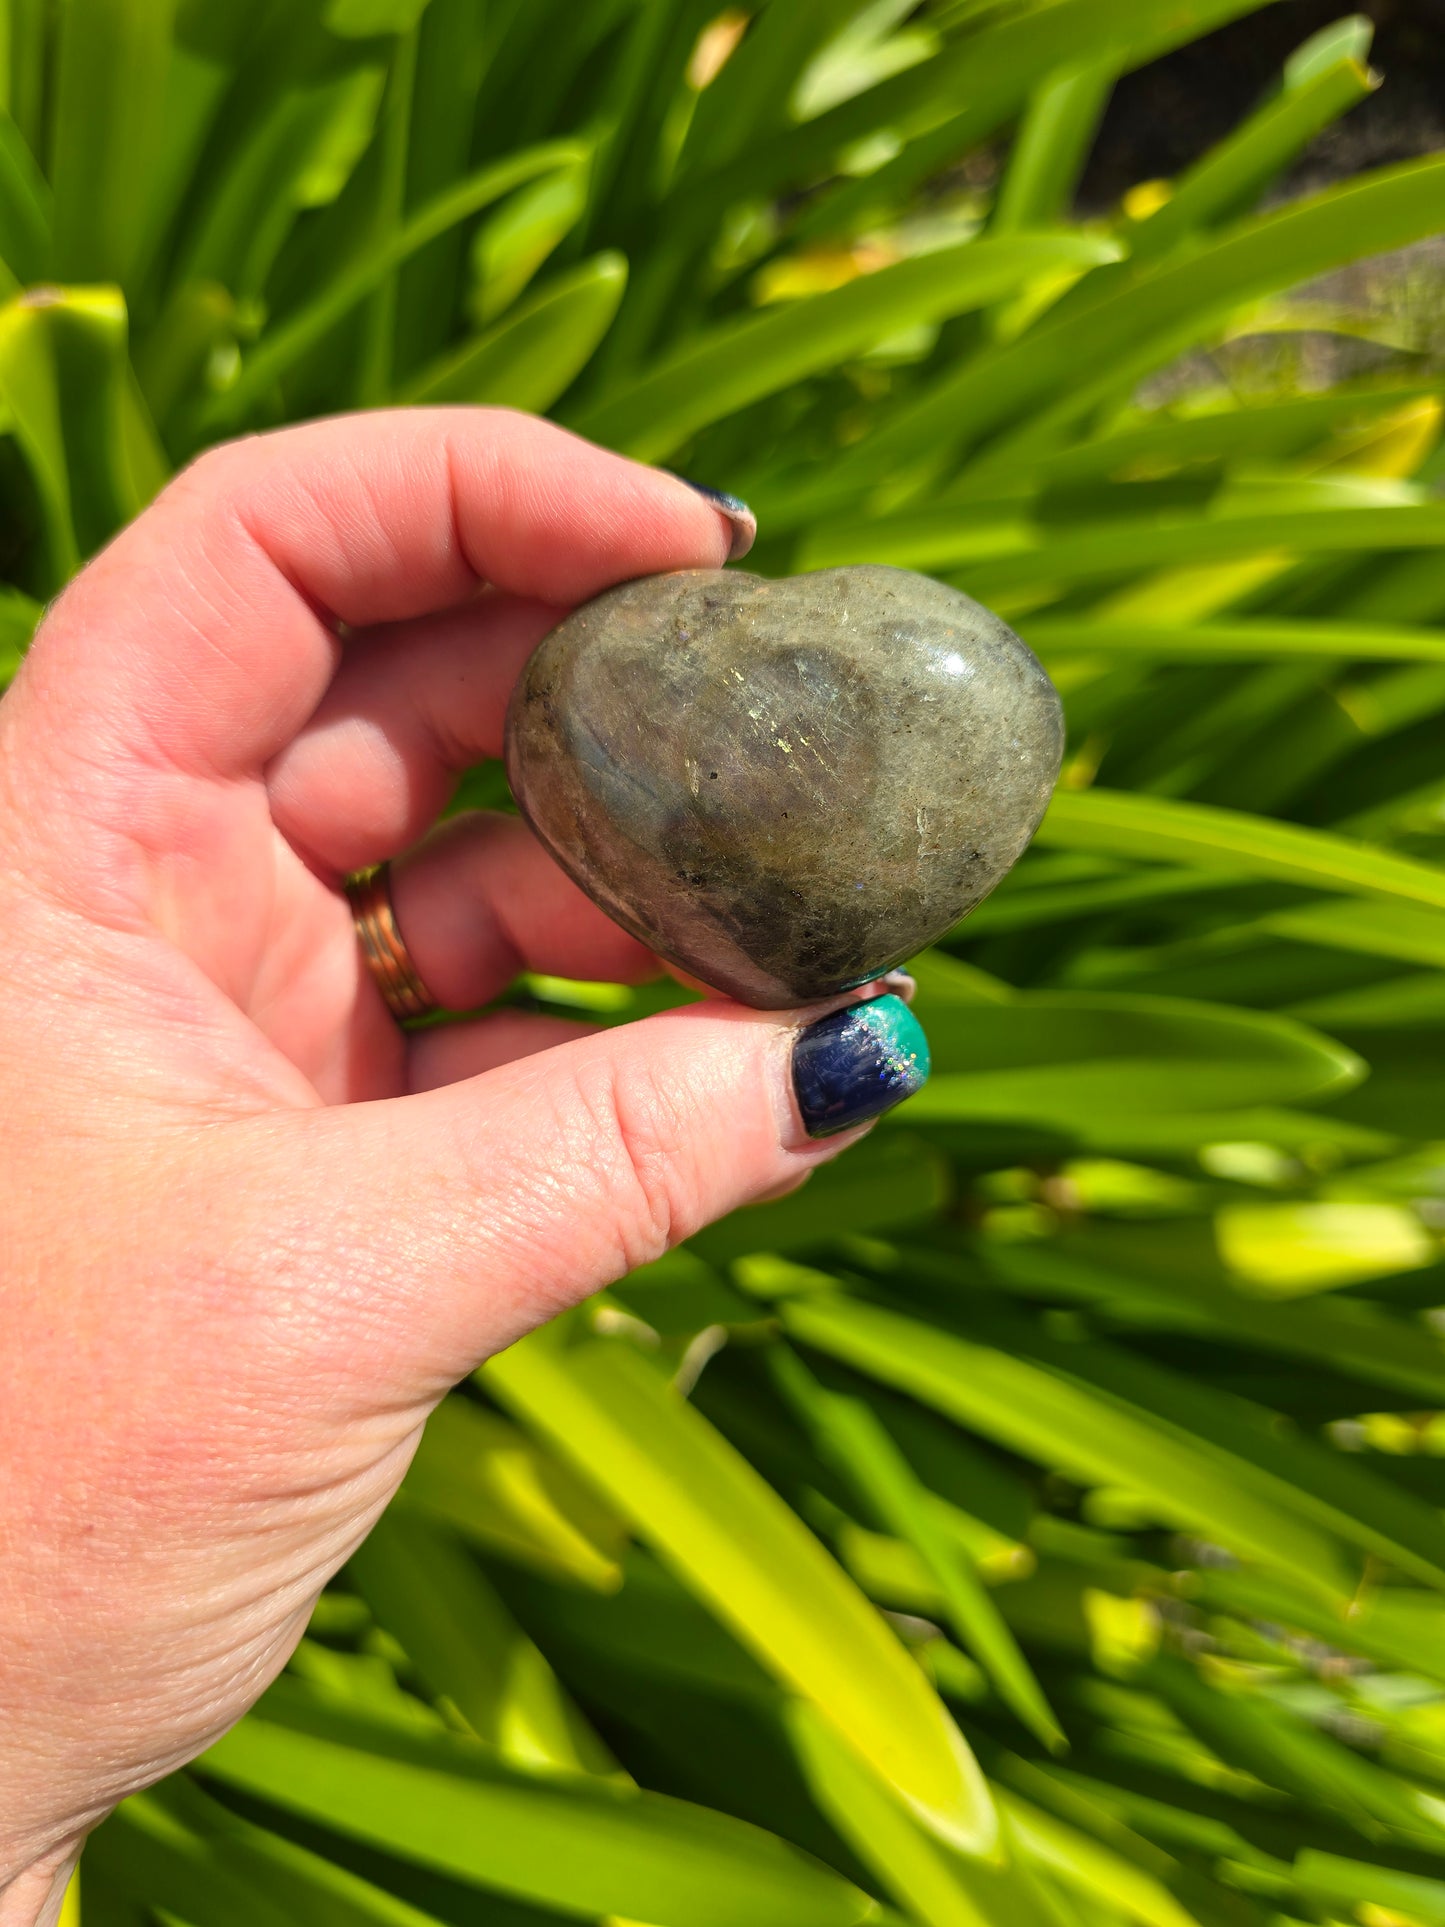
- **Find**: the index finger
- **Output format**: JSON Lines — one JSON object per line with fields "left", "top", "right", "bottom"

{"left": 15, "top": 409, "right": 744, "bottom": 781}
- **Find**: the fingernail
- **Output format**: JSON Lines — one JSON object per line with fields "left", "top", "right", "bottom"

{"left": 675, "top": 478, "right": 757, "bottom": 560}
{"left": 878, "top": 968, "right": 916, "bottom": 1005}
{"left": 792, "top": 994, "right": 930, "bottom": 1140}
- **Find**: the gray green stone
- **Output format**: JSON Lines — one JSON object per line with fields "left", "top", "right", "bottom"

{"left": 504, "top": 564, "right": 1064, "bottom": 1009}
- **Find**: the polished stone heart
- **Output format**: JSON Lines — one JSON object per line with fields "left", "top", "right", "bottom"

{"left": 505, "top": 565, "right": 1064, "bottom": 1008}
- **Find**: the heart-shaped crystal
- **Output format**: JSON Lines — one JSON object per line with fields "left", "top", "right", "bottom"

{"left": 505, "top": 565, "right": 1063, "bottom": 1008}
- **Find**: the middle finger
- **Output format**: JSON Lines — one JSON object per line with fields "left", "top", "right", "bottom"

{"left": 385, "top": 810, "right": 660, "bottom": 1014}
{"left": 267, "top": 590, "right": 559, "bottom": 876}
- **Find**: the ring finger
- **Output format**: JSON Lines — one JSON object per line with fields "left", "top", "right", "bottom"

{"left": 386, "top": 809, "right": 660, "bottom": 1015}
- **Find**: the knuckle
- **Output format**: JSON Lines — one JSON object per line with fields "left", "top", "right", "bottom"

{"left": 161, "top": 440, "right": 245, "bottom": 519}
{"left": 575, "top": 1053, "right": 700, "bottom": 1275}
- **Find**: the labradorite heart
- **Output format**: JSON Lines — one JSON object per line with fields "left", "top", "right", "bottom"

{"left": 505, "top": 565, "right": 1063, "bottom": 1009}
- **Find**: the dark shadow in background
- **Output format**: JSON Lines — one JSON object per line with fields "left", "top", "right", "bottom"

{"left": 1080, "top": 0, "right": 1445, "bottom": 211}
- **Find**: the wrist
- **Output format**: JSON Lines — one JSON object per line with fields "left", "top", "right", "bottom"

{"left": 0, "top": 1855, "right": 77, "bottom": 1927}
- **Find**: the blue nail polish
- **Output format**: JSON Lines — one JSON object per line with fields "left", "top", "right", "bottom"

{"left": 792, "top": 994, "right": 930, "bottom": 1139}
{"left": 675, "top": 477, "right": 757, "bottom": 561}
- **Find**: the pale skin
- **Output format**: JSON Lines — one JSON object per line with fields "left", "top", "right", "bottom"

{"left": 0, "top": 412, "right": 870, "bottom": 1925}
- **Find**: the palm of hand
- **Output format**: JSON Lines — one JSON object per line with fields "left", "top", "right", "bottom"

{"left": 0, "top": 414, "right": 827, "bottom": 1908}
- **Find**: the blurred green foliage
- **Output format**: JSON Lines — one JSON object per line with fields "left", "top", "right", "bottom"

{"left": 8, "top": 1, "right": 1445, "bottom": 1922}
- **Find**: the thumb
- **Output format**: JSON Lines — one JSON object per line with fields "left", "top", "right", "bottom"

{"left": 250, "top": 991, "right": 929, "bottom": 1396}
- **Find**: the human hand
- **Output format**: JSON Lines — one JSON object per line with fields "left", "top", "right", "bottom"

{"left": 0, "top": 412, "right": 929, "bottom": 1924}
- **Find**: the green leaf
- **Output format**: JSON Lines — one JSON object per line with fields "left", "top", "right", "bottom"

{"left": 769, "top": 1344, "right": 1064, "bottom": 1753}
{"left": 989, "top": 57, "right": 1119, "bottom": 237}
{"left": 569, "top": 233, "right": 1119, "bottom": 462}
{"left": 691, "top": 0, "right": 1275, "bottom": 244}
{"left": 801, "top": 500, "right": 1445, "bottom": 585}
{"left": 1286, "top": 15, "right": 1375, "bottom": 85}
{"left": 201, "top": 139, "right": 588, "bottom": 427}
{"left": 1295, "top": 1852, "right": 1445, "bottom": 1925}
{"left": 401, "top": 252, "right": 626, "bottom": 410}
{"left": 397, "top": 1392, "right": 628, "bottom": 1590}
{"left": 979, "top": 1238, "right": 1445, "bottom": 1408}
{"left": 831, "top": 154, "right": 1445, "bottom": 488}
{"left": 1126, "top": 33, "right": 1377, "bottom": 260}
{"left": 1146, "top": 1652, "right": 1433, "bottom": 1839}
{"left": 0, "top": 285, "right": 160, "bottom": 584}
{"left": 353, "top": 26, "right": 421, "bottom": 407}
{"left": 943, "top": 382, "right": 1445, "bottom": 503}
{"left": 1038, "top": 787, "right": 1445, "bottom": 916}
{"left": 780, "top": 1293, "right": 1354, "bottom": 1596}
{"left": 481, "top": 1328, "right": 998, "bottom": 1856}
{"left": 678, "top": 0, "right": 842, "bottom": 180}
{"left": 1024, "top": 617, "right": 1445, "bottom": 664}
{"left": 390, "top": 0, "right": 491, "bottom": 380}
{"left": 690, "top": 1130, "right": 950, "bottom": 1264}
{"left": 88, "top": 1777, "right": 448, "bottom": 1927}
{"left": 0, "top": 289, "right": 80, "bottom": 583}
{"left": 349, "top": 1509, "right": 619, "bottom": 1776}
{"left": 0, "top": 584, "right": 40, "bottom": 682}
{"left": 0, "top": 105, "right": 50, "bottom": 283}
{"left": 466, "top": 161, "right": 588, "bottom": 325}
{"left": 171, "top": 49, "right": 390, "bottom": 305}
{"left": 996, "top": 1311, "right": 1445, "bottom": 1589}
{"left": 998, "top": 1787, "right": 1202, "bottom": 1927}
{"left": 325, "top": 0, "right": 434, "bottom": 35}
{"left": 1187, "top": 1569, "right": 1445, "bottom": 1691}
{"left": 906, "top": 989, "right": 1359, "bottom": 1125}
{"left": 1260, "top": 897, "right": 1445, "bottom": 969}
{"left": 201, "top": 1699, "right": 878, "bottom": 1927}
{"left": 47, "top": 0, "right": 178, "bottom": 287}
{"left": 786, "top": 1700, "right": 1053, "bottom": 1927}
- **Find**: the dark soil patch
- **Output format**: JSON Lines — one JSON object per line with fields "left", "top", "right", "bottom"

{"left": 1079, "top": 0, "right": 1445, "bottom": 212}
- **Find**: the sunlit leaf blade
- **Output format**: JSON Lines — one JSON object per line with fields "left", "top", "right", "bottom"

{"left": 1038, "top": 787, "right": 1445, "bottom": 914}
{"left": 349, "top": 1509, "right": 619, "bottom": 1775}
{"left": 401, "top": 252, "right": 626, "bottom": 410}
{"left": 202, "top": 141, "right": 589, "bottom": 427}
{"left": 396, "top": 1392, "right": 627, "bottom": 1591}
{"left": 481, "top": 1329, "right": 998, "bottom": 1855}
{"left": 997, "top": 1787, "right": 1202, "bottom": 1927}
{"left": 47, "top": 0, "right": 176, "bottom": 287}
{"left": 201, "top": 1701, "right": 878, "bottom": 1927}
{"left": 785, "top": 1700, "right": 1026, "bottom": 1927}
{"left": 0, "top": 284, "right": 152, "bottom": 583}
{"left": 979, "top": 1238, "right": 1445, "bottom": 1407}
{"left": 0, "top": 106, "right": 50, "bottom": 284}
{"left": 989, "top": 57, "right": 1118, "bottom": 239}
{"left": 939, "top": 381, "right": 1445, "bottom": 503}
{"left": 829, "top": 154, "right": 1445, "bottom": 488}
{"left": 1025, "top": 617, "right": 1445, "bottom": 662}
{"left": 694, "top": 0, "right": 1275, "bottom": 238}
{"left": 570, "top": 234, "right": 1120, "bottom": 461}
{"left": 691, "top": 1131, "right": 950, "bottom": 1263}
{"left": 0, "top": 586, "right": 40, "bottom": 683}
{"left": 1126, "top": 33, "right": 1377, "bottom": 260}
{"left": 780, "top": 1294, "right": 1354, "bottom": 1596}
{"left": 770, "top": 1344, "right": 1064, "bottom": 1753}
{"left": 802, "top": 500, "right": 1445, "bottom": 582}
{"left": 909, "top": 988, "right": 1359, "bottom": 1124}
{"left": 88, "top": 1776, "right": 446, "bottom": 1927}
{"left": 1296, "top": 1849, "right": 1445, "bottom": 1921}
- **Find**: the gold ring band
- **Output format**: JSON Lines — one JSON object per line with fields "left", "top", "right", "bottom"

{"left": 345, "top": 863, "right": 439, "bottom": 1022}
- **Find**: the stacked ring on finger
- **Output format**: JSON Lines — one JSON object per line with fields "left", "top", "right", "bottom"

{"left": 346, "top": 863, "right": 440, "bottom": 1022}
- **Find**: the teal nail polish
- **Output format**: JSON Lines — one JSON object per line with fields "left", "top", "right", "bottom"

{"left": 792, "top": 994, "right": 930, "bottom": 1139}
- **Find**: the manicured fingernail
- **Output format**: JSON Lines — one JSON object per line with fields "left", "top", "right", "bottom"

{"left": 676, "top": 478, "right": 757, "bottom": 560}
{"left": 878, "top": 968, "right": 916, "bottom": 1004}
{"left": 792, "top": 994, "right": 930, "bottom": 1140}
